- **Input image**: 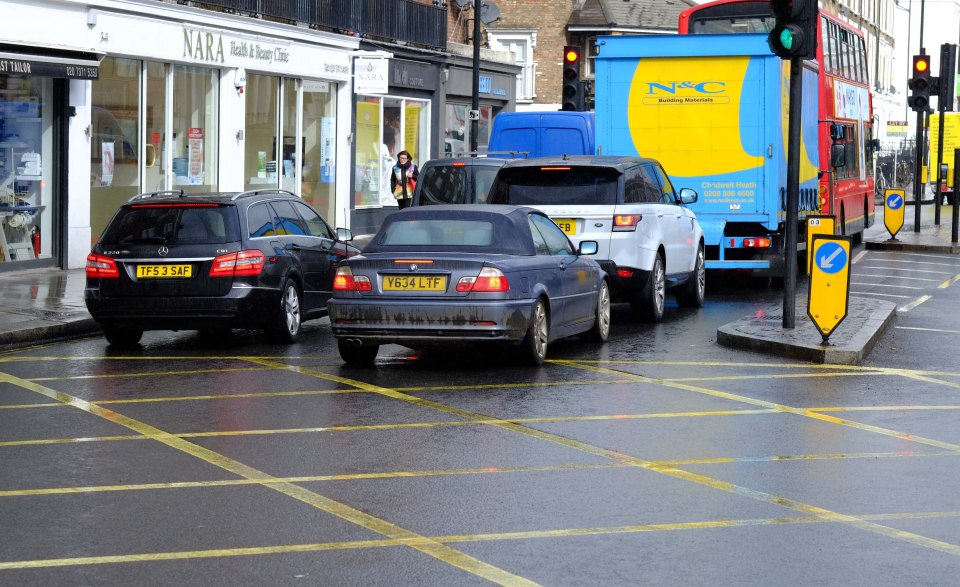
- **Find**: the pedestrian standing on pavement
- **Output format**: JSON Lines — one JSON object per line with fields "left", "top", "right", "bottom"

{"left": 391, "top": 150, "right": 419, "bottom": 209}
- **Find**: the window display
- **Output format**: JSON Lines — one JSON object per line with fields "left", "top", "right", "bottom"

{"left": 0, "top": 75, "right": 52, "bottom": 263}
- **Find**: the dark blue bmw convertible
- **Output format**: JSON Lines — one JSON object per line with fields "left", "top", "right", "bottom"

{"left": 327, "top": 205, "right": 611, "bottom": 366}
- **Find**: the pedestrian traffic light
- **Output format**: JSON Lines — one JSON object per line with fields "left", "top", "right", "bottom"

{"left": 908, "top": 55, "right": 932, "bottom": 112}
{"left": 767, "top": 0, "right": 818, "bottom": 60}
{"left": 561, "top": 45, "right": 584, "bottom": 112}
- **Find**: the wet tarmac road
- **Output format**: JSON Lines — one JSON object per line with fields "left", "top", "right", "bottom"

{"left": 2, "top": 264, "right": 960, "bottom": 586}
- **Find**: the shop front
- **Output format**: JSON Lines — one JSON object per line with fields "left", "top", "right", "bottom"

{"left": 351, "top": 53, "right": 442, "bottom": 236}
{"left": 443, "top": 59, "right": 518, "bottom": 156}
{"left": 85, "top": 4, "right": 357, "bottom": 256}
{"left": 0, "top": 42, "right": 100, "bottom": 270}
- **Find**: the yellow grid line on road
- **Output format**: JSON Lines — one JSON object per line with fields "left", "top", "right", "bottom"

{"left": 0, "top": 371, "right": 538, "bottom": 587}
{"left": 3, "top": 450, "right": 956, "bottom": 499}
{"left": 244, "top": 358, "right": 960, "bottom": 559}
{"left": 0, "top": 463, "right": 625, "bottom": 498}
{"left": 28, "top": 367, "right": 275, "bottom": 382}
{"left": 4, "top": 510, "right": 960, "bottom": 571}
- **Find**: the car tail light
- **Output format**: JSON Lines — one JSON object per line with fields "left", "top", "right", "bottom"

{"left": 86, "top": 253, "right": 119, "bottom": 278}
{"left": 743, "top": 237, "right": 772, "bottom": 248}
{"left": 613, "top": 215, "right": 641, "bottom": 232}
{"left": 333, "top": 266, "right": 372, "bottom": 291}
{"left": 209, "top": 250, "right": 266, "bottom": 277}
{"left": 457, "top": 267, "right": 509, "bottom": 292}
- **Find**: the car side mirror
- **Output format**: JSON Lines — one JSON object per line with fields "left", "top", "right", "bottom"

{"left": 578, "top": 240, "right": 598, "bottom": 256}
{"left": 831, "top": 144, "right": 846, "bottom": 168}
{"left": 679, "top": 187, "right": 698, "bottom": 205}
{"left": 336, "top": 228, "right": 353, "bottom": 241}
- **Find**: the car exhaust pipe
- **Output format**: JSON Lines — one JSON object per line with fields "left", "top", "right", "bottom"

{"left": 344, "top": 338, "right": 363, "bottom": 346}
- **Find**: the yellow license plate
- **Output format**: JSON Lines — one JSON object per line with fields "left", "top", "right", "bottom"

{"left": 553, "top": 218, "right": 576, "bottom": 235}
{"left": 136, "top": 264, "right": 193, "bottom": 278}
{"left": 383, "top": 275, "right": 447, "bottom": 291}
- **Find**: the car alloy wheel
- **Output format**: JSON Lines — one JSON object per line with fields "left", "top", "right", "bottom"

{"left": 522, "top": 299, "right": 549, "bottom": 365}
{"left": 586, "top": 280, "right": 611, "bottom": 342}
{"left": 677, "top": 245, "right": 705, "bottom": 308}
{"left": 268, "top": 279, "right": 301, "bottom": 343}
{"left": 635, "top": 254, "right": 665, "bottom": 322}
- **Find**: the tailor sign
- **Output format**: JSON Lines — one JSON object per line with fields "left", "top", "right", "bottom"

{"left": 805, "top": 215, "right": 835, "bottom": 274}
{"left": 807, "top": 235, "right": 852, "bottom": 341}
{"left": 884, "top": 188, "right": 906, "bottom": 239}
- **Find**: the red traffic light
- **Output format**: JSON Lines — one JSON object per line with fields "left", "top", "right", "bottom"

{"left": 565, "top": 49, "right": 580, "bottom": 63}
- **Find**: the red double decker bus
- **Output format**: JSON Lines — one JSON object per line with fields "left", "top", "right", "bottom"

{"left": 679, "top": 0, "right": 876, "bottom": 241}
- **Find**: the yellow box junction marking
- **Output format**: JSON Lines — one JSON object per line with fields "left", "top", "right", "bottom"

{"left": 805, "top": 215, "right": 835, "bottom": 273}
{"left": 883, "top": 188, "right": 906, "bottom": 239}
{"left": 807, "top": 235, "right": 852, "bottom": 341}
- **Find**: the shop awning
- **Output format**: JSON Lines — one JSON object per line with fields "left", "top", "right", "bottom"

{"left": 0, "top": 42, "right": 104, "bottom": 80}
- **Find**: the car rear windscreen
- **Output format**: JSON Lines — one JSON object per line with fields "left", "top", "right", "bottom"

{"left": 489, "top": 167, "right": 620, "bottom": 206}
{"left": 101, "top": 205, "right": 241, "bottom": 245}
{"left": 380, "top": 219, "right": 494, "bottom": 247}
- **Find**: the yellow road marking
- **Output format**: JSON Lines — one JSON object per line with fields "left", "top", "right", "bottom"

{"left": 28, "top": 366, "right": 275, "bottom": 382}
{"left": 5, "top": 510, "right": 960, "bottom": 570}
{"left": 247, "top": 359, "right": 960, "bottom": 558}
{"left": 94, "top": 388, "right": 361, "bottom": 405}
{"left": 938, "top": 274, "right": 960, "bottom": 288}
{"left": 0, "top": 372, "right": 537, "bottom": 586}
{"left": 0, "top": 402, "right": 65, "bottom": 410}
{"left": 899, "top": 296, "right": 932, "bottom": 312}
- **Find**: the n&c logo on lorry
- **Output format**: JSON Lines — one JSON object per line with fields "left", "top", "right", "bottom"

{"left": 643, "top": 81, "right": 729, "bottom": 105}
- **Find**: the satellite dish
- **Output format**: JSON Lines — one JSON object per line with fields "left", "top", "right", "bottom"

{"left": 479, "top": 0, "right": 501, "bottom": 24}
{"left": 454, "top": 0, "right": 471, "bottom": 8}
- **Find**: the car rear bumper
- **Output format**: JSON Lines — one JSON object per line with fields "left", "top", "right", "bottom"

{"left": 327, "top": 297, "right": 534, "bottom": 345}
{"left": 596, "top": 260, "right": 652, "bottom": 300}
{"left": 84, "top": 286, "right": 281, "bottom": 330}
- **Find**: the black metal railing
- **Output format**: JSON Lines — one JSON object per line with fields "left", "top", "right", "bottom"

{"left": 184, "top": 0, "right": 448, "bottom": 51}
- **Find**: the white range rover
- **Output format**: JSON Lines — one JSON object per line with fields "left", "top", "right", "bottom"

{"left": 488, "top": 156, "right": 705, "bottom": 321}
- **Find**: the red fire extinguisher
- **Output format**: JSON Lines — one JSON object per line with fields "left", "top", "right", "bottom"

{"left": 31, "top": 226, "right": 40, "bottom": 259}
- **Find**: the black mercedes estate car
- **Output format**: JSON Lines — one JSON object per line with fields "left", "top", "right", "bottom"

{"left": 85, "top": 189, "right": 359, "bottom": 346}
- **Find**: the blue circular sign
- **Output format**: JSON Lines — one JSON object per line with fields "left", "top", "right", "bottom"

{"left": 815, "top": 241, "right": 847, "bottom": 274}
{"left": 886, "top": 192, "right": 903, "bottom": 210}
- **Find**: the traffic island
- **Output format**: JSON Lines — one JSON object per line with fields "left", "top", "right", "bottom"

{"left": 716, "top": 296, "right": 896, "bottom": 364}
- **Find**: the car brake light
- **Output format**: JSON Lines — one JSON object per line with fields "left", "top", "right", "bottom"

{"left": 613, "top": 215, "right": 641, "bottom": 232}
{"left": 86, "top": 253, "right": 120, "bottom": 278}
{"left": 333, "top": 266, "right": 372, "bottom": 291}
{"left": 743, "top": 237, "right": 771, "bottom": 248}
{"left": 451, "top": 162, "right": 466, "bottom": 167}
{"left": 457, "top": 267, "right": 509, "bottom": 292}
{"left": 540, "top": 166, "right": 571, "bottom": 171}
{"left": 209, "top": 250, "right": 266, "bottom": 277}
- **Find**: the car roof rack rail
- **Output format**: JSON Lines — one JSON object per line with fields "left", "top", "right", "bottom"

{"left": 231, "top": 189, "right": 294, "bottom": 201}
{"left": 127, "top": 190, "right": 186, "bottom": 202}
{"left": 443, "top": 150, "right": 530, "bottom": 159}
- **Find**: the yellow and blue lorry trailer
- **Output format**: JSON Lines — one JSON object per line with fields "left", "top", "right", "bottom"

{"left": 594, "top": 33, "right": 821, "bottom": 274}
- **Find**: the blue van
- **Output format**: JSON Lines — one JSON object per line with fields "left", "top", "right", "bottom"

{"left": 488, "top": 111, "right": 595, "bottom": 158}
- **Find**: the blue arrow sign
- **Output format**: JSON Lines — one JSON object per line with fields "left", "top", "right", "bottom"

{"left": 886, "top": 193, "right": 903, "bottom": 210}
{"left": 816, "top": 241, "right": 847, "bottom": 274}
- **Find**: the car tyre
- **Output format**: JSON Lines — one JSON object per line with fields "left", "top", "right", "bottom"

{"left": 267, "top": 279, "right": 302, "bottom": 343}
{"left": 104, "top": 326, "right": 143, "bottom": 347}
{"left": 338, "top": 340, "right": 379, "bottom": 366}
{"left": 585, "top": 280, "right": 611, "bottom": 342}
{"left": 633, "top": 253, "right": 665, "bottom": 322}
{"left": 521, "top": 299, "right": 549, "bottom": 366}
{"left": 676, "top": 244, "right": 705, "bottom": 308}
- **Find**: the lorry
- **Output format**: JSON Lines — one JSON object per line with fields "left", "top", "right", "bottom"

{"left": 592, "top": 33, "right": 821, "bottom": 274}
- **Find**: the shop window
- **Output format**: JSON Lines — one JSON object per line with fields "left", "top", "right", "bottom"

{"left": 0, "top": 75, "right": 53, "bottom": 262}
{"left": 301, "top": 80, "right": 337, "bottom": 222}
{"left": 244, "top": 74, "right": 279, "bottom": 190}
{"left": 90, "top": 56, "right": 142, "bottom": 244}
{"left": 173, "top": 65, "right": 218, "bottom": 192}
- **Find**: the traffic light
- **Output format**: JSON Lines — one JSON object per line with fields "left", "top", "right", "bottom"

{"left": 938, "top": 43, "right": 957, "bottom": 112}
{"left": 767, "top": 0, "right": 818, "bottom": 60}
{"left": 561, "top": 45, "right": 584, "bottom": 112}
{"left": 908, "top": 55, "right": 932, "bottom": 112}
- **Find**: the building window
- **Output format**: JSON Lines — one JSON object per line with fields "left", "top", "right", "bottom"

{"left": 488, "top": 31, "right": 537, "bottom": 101}
{"left": 173, "top": 65, "right": 219, "bottom": 192}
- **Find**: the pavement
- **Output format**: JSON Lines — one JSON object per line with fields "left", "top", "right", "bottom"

{"left": 1, "top": 201, "right": 957, "bottom": 362}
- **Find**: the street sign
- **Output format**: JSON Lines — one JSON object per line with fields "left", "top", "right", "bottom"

{"left": 883, "top": 188, "right": 906, "bottom": 239}
{"left": 807, "top": 235, "right": 852, "bottom": 342}
{"left": 805, "top": 215, "right": 835, "bottom": 274}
